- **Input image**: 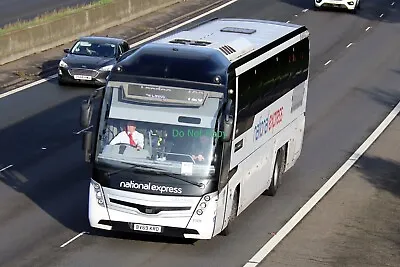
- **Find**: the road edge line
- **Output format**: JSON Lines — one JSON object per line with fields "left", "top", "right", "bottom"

{"left": 243, "top": 100, "right": 400, "bottom": 266}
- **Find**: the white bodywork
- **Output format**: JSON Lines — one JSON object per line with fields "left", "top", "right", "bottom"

{"left": 314, "top": 0, "right": 360, "bottom": 10}
{"left": 88, "top": 18, "right": 309, "bottom": 239}
{"left": 89, "top": 179, "right": 219, "bottom": 239}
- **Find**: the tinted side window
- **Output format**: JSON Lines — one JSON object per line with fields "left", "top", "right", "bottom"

{"left": 236, "top": 67, "right": 254, "bottom": 136}
{"left": 236, "top": 38, "right": 309, "bottom": 137}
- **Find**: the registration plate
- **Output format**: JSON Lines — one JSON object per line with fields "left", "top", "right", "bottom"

{"left": 131, "top": 223, "right": 162, "bottom": 233}
{"left": 73, "top": 75, "right": 92, "bottom": 80}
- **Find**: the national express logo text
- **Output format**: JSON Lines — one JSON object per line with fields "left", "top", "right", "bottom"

{"left": 120, "top": 181, "right": 183, "bottom": 194}
{"left": 253, "top": 107, "right": 284, "bottom": 141}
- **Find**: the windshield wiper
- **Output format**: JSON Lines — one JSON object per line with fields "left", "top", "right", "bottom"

{"left": 105, "top": 163, "right": 204, "bottom": 188}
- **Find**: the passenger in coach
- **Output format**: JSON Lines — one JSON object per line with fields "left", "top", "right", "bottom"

{"left": 170, "top": 132, "right": 212, "bottom": 163}
{"left": 190, "top": 135, "right": 212, "bottom": 162}
{"left": 110, "top": 121, "right": 144, "bottom": 149}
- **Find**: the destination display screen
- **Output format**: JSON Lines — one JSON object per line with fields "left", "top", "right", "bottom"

{"left": 126, "top": 83, "right": 206, "bottom": 105}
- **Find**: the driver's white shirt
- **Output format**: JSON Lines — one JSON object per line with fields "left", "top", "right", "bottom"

{"left": 110, "top": 131, "right": 144, "bottom": 148}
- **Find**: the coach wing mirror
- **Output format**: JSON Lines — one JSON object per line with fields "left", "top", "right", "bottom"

{"left": 80, "top": 100, "right": 93, "bottom": 129}
{"left": 63, "top": 48, "right": 70, "bottom": 53}
{"left": 80, "top": 86, "right": 103, "bottom": 128}
{"left": 83, "top": 131, "right": 93, "bottom": 163}
{"left": 222, "top": 116, "right": 233, "bottom": 142}
{"left": 221, "top": 99, "right": 234, "bottom": 142}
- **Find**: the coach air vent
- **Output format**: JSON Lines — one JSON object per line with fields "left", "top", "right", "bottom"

{"left": 220, "top": 37, "right": 255, "bottom": 61}
{"left": 168, "top": 39, "right": 212, "bottom": 46}
{"left": 219, "top": 45, "right": 236, "bottom": 55}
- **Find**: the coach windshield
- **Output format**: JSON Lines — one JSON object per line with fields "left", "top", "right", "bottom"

{"left": 94, "top": 84, "right": 225, "bottom": 179}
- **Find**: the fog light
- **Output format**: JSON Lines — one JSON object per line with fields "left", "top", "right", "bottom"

{"left": 98, "top": 199, "right": 104, "bottom": 205}
{"left": 196, "top": 209, "right": 203, "bottom": 215}
{"left": 200, "top": 202, "right": 206, "bottom": 208}
{"left": 204, "top": 195, "right": 210, "bottom": 201}
{"left": 94, "top": 183, "right": 100, "bottom": 189}
{"left": 96, "top": 191, "right": 102, "bottom": 199}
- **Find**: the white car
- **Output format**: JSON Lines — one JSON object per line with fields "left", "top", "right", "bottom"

{"left": 314, "top": 0, "right": 361, "bottom": 12}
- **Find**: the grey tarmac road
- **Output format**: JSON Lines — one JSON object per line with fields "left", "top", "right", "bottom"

{"left": 0, "top": 0, "right": 399, "bottom": 266}
{"left": 0, "top": 0, "right": 93, "bottom": 28}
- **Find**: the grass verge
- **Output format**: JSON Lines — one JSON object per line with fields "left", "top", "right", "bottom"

{"left": 0, "top": 0, "right": 113, "bottom": 36}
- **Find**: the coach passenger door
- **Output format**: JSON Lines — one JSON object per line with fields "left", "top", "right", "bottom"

{"left": 214, "top": 93, "right": 235, "bottom": 234}
{"left": 228, "top": 73, "right": 257, "bottom": 213}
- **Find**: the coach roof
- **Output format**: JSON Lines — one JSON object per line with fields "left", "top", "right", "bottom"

{"left": 152, "top": 18, "right": 306, "bottom": 63}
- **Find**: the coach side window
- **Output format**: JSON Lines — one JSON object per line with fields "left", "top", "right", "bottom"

{"left": 298, "top": 38, "right": 309, "bottom": 75}
{"left": 236, "top": 55, "right": 280, "bottom": 137}
{"left": 237, "top": 70, "right": 252, "bottom": 114}
{"left": 236, "top": 68, "right": 254, "bottom": 136}
{"left": 236, "top": 39, "right": 309, "bottom": 137}
{"left": 260, "top": 52, "right": 286, "bottom": 106}
{"left": 250, "top": 56, "right": 278, "bottom": 112}
{"left": 286, "top": 38, "right": 309, "bottom": 88}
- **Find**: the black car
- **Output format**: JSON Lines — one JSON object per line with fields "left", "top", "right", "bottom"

{"left": 58, "top": 36, "right": 130, "bottom": 86}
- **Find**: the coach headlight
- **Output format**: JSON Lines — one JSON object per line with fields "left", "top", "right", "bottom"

{"left": 194, "top": 191, "right": 218, "bottom": 216}
{"left": 91, "top": 179, "right": 105, "bottom": 207}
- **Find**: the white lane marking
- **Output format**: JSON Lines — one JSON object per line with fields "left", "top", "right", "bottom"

{"left": 0, "top": 165, "right": 13, "bottom": 172}
{"left": 74, "top": 125, "right": 93, "bottom": 135}
{"left": 294, "top": 14, "right": 298, "bottom": 17}
{"left": 391, "top": 2, "right": 395, "bottom": 6}
{"left": 41, "top": 147, "right": 47, "bottom": 150}
{"left": 60, "top": 232, "right": 88, "bottom": 248}
{"left": 302, "top": 9, "right": 308, "bottom": 12}
{"left": 380, "top": 13, "right": 384, "bottom": 18}
{"left": 243, "top": 100, "right": 400, "bottom": 266}
{"left": 0, "top": 74, "right": 57, "bottom": 100}
{"left": 324, "top": 60, "right": 332, "bottom": 66}
{"left": 0, "top": 0, "right": 240, "bottom": 100}
{"left": 366, "top": 26, "right": 371, "bottom": 31}
{"left": 286, "top": 20, "right": 290, "bottom": 23}
{"left": 346, "top": 43, "right": 353, "bottom": 48}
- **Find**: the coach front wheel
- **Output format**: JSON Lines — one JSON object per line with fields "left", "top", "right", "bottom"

{"left": 220, "top": 189, "right": 238, "bottom": 236}
{"left": 264, "top": 151, "right": 284, "bottom": 196}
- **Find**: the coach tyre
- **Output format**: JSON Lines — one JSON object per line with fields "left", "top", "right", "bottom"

{"left": 264, "top": 150, "right": 284, "bottom": 196}
{"left": 220, "top": 189, "right": 239, "bottom": 236}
